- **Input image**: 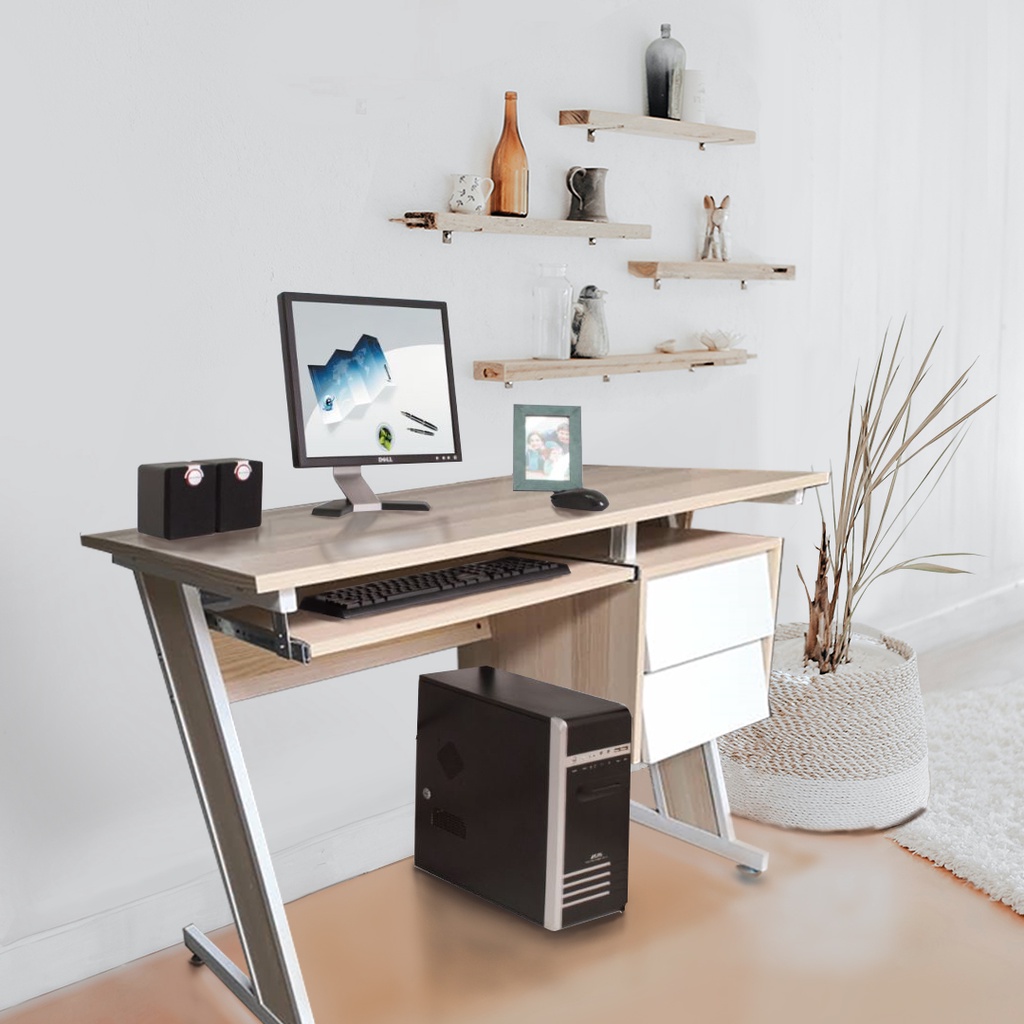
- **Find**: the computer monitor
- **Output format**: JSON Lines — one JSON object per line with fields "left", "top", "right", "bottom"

{"left": 278, "top": 292, "right": 462, "bottom": 517}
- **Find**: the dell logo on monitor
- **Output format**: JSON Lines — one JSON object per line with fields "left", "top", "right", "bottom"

{"left": 378, "top": 456, "right": 394, "bottom": 463}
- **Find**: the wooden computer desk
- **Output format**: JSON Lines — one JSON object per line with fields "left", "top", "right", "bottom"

{"left": 81, "top": 464, "right": 826, "bottom": 1024}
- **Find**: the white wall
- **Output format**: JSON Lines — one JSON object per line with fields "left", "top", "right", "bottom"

{"left": 2, "top": 0, "right": 1022, "bottom": 1010}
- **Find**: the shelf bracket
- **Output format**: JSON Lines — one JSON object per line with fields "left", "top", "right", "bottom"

{"left": 504, "top": 381, "right": 513, "bottom": 389}
{"left": 442, "top": 230, "right": 453, "bottom": 244}
{"left": 602, "top": 374, "right": 611, "bottom": 383}
{"left": 740, "top": 280, "right": 747, "bottom": 290}
{"left": 588, "top": 237, "right": 597, "bottom": 246}
{"left": 699, "top": 141, "right": 706, "bottom": 151}
{"left": 653, "top": 278, "right": 662, "bottom": 290}
{"left": 587, "top": 128, "right": 597, "bottom": 142}
{"left": 204, "top": 608, "right": 311, "bottom": 664}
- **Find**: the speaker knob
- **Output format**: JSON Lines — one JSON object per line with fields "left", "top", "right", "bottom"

{"left": 183, "top": 464, "right": 204, "bottom": 487}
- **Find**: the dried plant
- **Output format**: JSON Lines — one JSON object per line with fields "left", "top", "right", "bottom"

{"left": 800, "top": 323, "right": 994, "bottom": 673}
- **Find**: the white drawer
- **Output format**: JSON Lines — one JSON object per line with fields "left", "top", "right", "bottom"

{"left": 641, "top": 641, "right": 769, "bottom": 763}
{"left": 645, "top": 553, "right": 775, "bottom": 672}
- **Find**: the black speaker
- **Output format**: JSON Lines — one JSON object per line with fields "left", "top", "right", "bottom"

{"left": 137, "top": 462, "right": 218, "bottom": 540}
{"left": 213, "top": 459, "right": 263, "bottom": 532}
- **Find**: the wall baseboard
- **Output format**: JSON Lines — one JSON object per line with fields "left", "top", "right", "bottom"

{"left": 0, "top": 804, "right": 413, "bottom": 1013}
{"left": 887, "top": 579, "right": 1024, "bottom": 654}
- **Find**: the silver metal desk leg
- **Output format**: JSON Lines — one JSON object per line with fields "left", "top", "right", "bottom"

{"left": 631, "top": 741, "right": 769, "bottom": 875}
{"left": 608, "top": 523, "right": 637, "bottom": 563}
{"left": 184, "top": 926, "right": 287, "bottom": 1024}
{"left": 136, "top": 573, "right": 316, "bottom": 1024}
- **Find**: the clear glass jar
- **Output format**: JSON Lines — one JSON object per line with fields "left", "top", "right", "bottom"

{"left": 532, "top": 264, "right": 573, "bottom": 359}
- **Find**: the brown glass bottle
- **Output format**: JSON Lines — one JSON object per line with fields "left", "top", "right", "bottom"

{"left": 490, "top": 91, "right": 529, "bottom": 217}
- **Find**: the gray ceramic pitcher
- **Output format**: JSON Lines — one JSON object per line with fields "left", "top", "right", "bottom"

{"left": 566, "top": 166, "right": 609, "bottom": 223}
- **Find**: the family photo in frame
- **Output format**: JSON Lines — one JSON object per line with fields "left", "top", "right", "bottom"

{"left": 512, "top": 405, "right": 582, "bottom": 491}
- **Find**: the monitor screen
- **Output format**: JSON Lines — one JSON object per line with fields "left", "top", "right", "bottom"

{"left": 279, "top": 293, "right": 462, "bottom": 468}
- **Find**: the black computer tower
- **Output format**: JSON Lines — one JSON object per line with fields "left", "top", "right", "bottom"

{"left": 415, "top": 666, "right": 632, "bottom": 931}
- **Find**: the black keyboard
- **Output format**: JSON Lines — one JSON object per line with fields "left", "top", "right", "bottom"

{"left": 300, "top": 555, "right": 571, "bottom": 619}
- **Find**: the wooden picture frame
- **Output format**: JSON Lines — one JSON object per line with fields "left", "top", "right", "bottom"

{"left": 512, "top": 405, "right": 582, "bottom": 491}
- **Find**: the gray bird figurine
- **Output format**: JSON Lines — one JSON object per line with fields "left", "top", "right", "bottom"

{"left": 571, "top": 285, "right": 610, "bottom": 358}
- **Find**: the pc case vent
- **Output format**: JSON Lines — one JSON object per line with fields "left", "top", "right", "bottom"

{"left": 562, "top": 860, "right": 612, "bottom": 908}
{"left": 431, "top": 808, "right": 467, "bottom": 839}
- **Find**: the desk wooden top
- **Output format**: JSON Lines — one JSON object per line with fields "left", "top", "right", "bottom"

{"left": 81, "top": 465, "right": 826, "bottom": 596}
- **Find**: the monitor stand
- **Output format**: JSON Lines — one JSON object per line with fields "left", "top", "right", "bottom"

{"left": 312, "top": 466, "right": 431, "bottom": 518}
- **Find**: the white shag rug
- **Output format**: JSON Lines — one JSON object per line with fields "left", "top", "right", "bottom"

{"left": 887, "top": 678, "right": 1024, "bottom": 914}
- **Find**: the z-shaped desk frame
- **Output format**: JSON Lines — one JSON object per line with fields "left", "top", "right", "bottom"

{"left": 82, "top": 465, "right": 825, "bottom": 1024}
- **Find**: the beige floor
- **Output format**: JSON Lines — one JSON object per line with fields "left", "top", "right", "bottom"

{"left": 4, "top": 623, "right": 1022, "bottom": 1024}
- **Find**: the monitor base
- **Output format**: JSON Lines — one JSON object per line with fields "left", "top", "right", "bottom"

{"left": 311, "top": 467, "right": 431, "bottom": 517}
{"left": 312, "top": 498, "right": 431, "bottom": 518}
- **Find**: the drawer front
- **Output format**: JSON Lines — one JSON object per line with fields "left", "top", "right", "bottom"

{"left": 641, "top": 641, "right": 769, "bottom": 763}
{"left": 645, "top": 553, "right": 774, "bottom": 672}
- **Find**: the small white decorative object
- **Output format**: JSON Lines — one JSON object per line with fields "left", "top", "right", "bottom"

{"left": 655, "top": 339, "right": 680, "bottom": 353}
{"left": 448, "top": 174, "right": 494, "bottom": 214}
{"left": 697, "top": 329, "right": 743, "bottom": 350}
{"left": 701, "top": 194, "right": 730, "bottom": 261}
{"left": 681, "top": 70, "right": 707, "bottom": 123}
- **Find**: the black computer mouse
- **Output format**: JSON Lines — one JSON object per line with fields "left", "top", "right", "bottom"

{"left": 550, "top": 487, "right": 610, "bottom": 512}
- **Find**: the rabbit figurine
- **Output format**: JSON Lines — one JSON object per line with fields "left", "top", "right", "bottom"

{"left": 701, "top": 194, "right": 730, "bottom": 261}
{"left": 571, "top": 285, "right": 610, "bottom": 358}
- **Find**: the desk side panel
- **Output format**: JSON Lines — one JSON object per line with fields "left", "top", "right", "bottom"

{"left": 457, "top": 581, "right": 644, "bottom": 758}
{"left": 655, "top": 748, "right": 721, "bottom": 832}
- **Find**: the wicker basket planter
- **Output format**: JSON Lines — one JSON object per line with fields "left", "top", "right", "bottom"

{"left": 718, "top": 623, "right": 930, "bottom": 831}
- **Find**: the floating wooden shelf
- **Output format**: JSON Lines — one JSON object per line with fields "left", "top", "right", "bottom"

{"left": 392, "top": 211, "right": 651, "bottom": 244}
{"left": 559, "top": 109, "right": 755, "bottom": 147}
{"left": 629, "top": 261, "right": 796, "bottom": 289}
{"left": 473, "top": 349, "right": 754, "bottom": 385}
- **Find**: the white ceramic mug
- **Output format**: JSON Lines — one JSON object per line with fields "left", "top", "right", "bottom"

{"left": 449, "top": 174, "right": 494, "bottom": 214}
{"left": 681, "top": 70, "right": 707, "bottom": 123}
